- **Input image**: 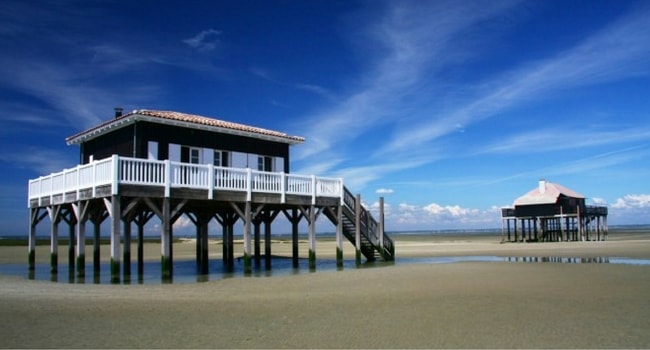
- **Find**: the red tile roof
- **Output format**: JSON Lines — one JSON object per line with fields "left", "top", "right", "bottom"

{"left": 66, "top": 109, "right": 305, "bottom": 145}
{"left": 514, "top": 180, "right": 585, "bottom": 206}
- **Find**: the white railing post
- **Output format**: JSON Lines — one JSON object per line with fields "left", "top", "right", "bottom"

{"left": 339, "top": 178, "right": 345, "bottom": 205}
{"left": 111, "top": 155, "right": 119, "bottom": 195}
{"left": 164, "top": 160, "right": 171, "bottom": 197}
{"left": 208, "top": 164, "right": 214, "bottom": 200}
{"left": 92, "top": 160, "right": 97, "bottom": 197}
{"left": 246, "top": 168, "right": 252, "bottom": 202}
{"left": 76, "top": 165, "right": 81, "bottom": 199}
{"left": 311, "top": 175, "right": 316, "bottom": 205}
{"left": 280, "top": 172, "right": 286, "bottom": 203}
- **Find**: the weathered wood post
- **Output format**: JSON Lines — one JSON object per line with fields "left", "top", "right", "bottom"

{"left": 379, "top": 196, "right": 385, "bottom": 259}
{"left": 355, "top": 194, "right": 362, "bottom": 265}
{"left": 92, "top": 218, "right": 101, "bottom": 274}
{"left": 243, "top": 201, "right": 252, "bottom": 274}
{"left": 308, "top": 205, "right": 317, "bottom": 270}
{"left": 67, "top": 219, "right": 76, "bottom": 274}
{"left": 48, "top": 206, "right": 61, "bottom": 274}
{"left": 336, "top": 204, "right": 343, "bottom": 268}
{"left": 254, "top": 216, "right": 261, "bottom": 268}
{"left": 123, "top": 220, "right": 132, "bottom": 279}
{"left": 283, "top": 208, "right": 301, "bottom": 268}
{"left": 73, "top": 202, "right": 87, "bottom": 278}
{"left": 109, "top": 196, "right": 121, "bottom": 283}
{"left": 28, "top": 208, "right": 46, "bottom": 271}
{"left": 263, "top": 211, "right": 274, "bottom": 270}
{"left": 28, "top": 211, "right": 37, "bottom": 271}
{"left": 161, "top": 197, "right": 172, "bottom": 281}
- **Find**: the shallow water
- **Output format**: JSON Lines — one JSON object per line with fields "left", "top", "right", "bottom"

{"left": 2, "top": 254, "right": 649, "bottom": 285}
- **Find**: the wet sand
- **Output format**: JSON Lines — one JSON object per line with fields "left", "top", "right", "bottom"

{"left": 1, "top": 232, "right": 649, "bottom": 348}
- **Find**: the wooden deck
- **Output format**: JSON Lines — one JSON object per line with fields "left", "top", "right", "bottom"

{"left": 29, "top": 155, "right": 343, "bottom": 208}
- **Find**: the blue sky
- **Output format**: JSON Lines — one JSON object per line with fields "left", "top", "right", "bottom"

{"left": 1, "top": 0, "right": 649, "bottom": 235}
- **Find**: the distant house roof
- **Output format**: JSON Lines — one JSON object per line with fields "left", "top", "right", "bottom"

{"left": 66, "top": 109, "right": 306, "bottom": 145}
{"left": 514, "top": 180, "right": 585, "bottom": 206}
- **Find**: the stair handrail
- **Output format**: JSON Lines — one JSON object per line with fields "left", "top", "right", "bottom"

{"left": 342, "top": 186, "right": 394, "bottom": 259}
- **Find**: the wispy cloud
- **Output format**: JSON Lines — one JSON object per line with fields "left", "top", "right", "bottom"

{"left": 474, "top": 145, "right": 650, "bottom": 189}
{"left": 0, "top": 147, "right": 76, "bottom": 175}
{"left": 384, "top": 5, "right": 650, "bottom": 153}
{"left": 183, "top": 29, "right": 222, "bottom": 52}
{"left": 476, "top": 126, "right": 650, "bottom": 155}
{"left": 293, "top": 1, "right": 520, "bottom": 182}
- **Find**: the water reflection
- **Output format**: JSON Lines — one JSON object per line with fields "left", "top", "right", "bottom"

{"left": 8, "top": 255, "right": 649, "bottom": 285}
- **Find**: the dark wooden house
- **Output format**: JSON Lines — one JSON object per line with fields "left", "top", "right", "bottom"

{"left": 501, "top": 179, "right": 608, "bottom": 242}
{"left": 28, "top": 109, "right": 394, "bottom": 282}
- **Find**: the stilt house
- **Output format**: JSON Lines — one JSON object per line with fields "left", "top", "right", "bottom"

{"left": 501, "top": 179, "right": 608, "bottom": 242}
{"left": 28, "top": 109, "right": 394, "bottom": 282}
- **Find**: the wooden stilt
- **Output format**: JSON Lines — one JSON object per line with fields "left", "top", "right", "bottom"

{"left": 254, "top": 217, "right": 261, "bottom": 267}
{"left": 379, "top": 197, "right": 385, "bottom": 259}
{"left": 335, "top": 205, "right": 343, "bottom": 267}
{"left": 282, "top": 208, "right": 302, "bottom": 268}
{"left": 189, "top": 211, "right": 210, "bottom": 275}
{"left": 241, "top": 202, "right": 253, "bottom": 274}
{"left": 354, "top": 194, "right": 362, "bottom": 265}
{"left": 263, "top": 210, "right": 278, "bottom": 270}
{"left": 161, "top": 197, "right": 172, "bottom": 280}
{"left": 68, "top": 219, "right": 75, "bottom": 273}
{"left": 29, "top": 208, "right": 46, "bottom": 271}
{"left": 72, "top": 201, "right": 89, "bottom": 278}
{"left": 135, "top": 211, "right": 153, "bottom": 277}
{"left": 107, "top": 196, "right": 121, "bottom": 283}
{"left": 308, "top": 205, "right": 317, "bottom": 270}
{"left": 123, "top": 220, "right": 131, "bottom": 279}
{"left": 48, "top": 206, "right": 62, "bottom": 274}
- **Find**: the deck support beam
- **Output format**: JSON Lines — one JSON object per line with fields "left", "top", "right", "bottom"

{"left": 72, "top": 201, "right": 90, "bottom": 278}
{"left": 231, "top": 202, "right": 252, "bottom": 274}
{"left": 161, "top": 197, "right": 172, "bottom": 281}
{"left": 355, "top": 194, "right": 362, "bottom": 265}
{"left": 263, "top": 210, "right": 279, "bottom": 270}
{"left": 189, "top": 210, "right": 211, "bottom": 275}
{"left": 134, "top": 211, "right": 153, "bottom": 277}
{"left": 299, "top": 205, "right": 321, "bottom": 270}
{"left": 283, "top": 208, "right": 303, "bottom": 268}
{"left": 28, "top": 208, "right": 46, "bottom": 271}
{"left": 47, "top": 205, "right": 62, "bottom": 274}
{"left": 379, "top": 197, "right": 385, "bottom": 259}
{"left": 105, "top": 196, "right": 122, "bottom": 283}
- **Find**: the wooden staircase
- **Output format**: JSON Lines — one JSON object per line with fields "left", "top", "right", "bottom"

{"left": 325, "top": 187, "right": 395, "bottom": 261}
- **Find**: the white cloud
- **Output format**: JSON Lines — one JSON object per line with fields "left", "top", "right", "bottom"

{"left": 376, "top": 188, "right": 394, "bottom": 194}
{"left": 384, "top": 201, "right": 501, "bottom": 230}
{"left": 183, "top": 29, "right": 222, "bottom": 52}
{"left": 611, "top": 194, "right": 650, "bottom": 209}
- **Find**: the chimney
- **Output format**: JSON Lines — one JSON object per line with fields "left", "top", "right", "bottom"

{"left": 114, "top": 107, "right": 123, "bottom": 118}
{"left": 539, "top": 179, "right": 546, "bottom": 194}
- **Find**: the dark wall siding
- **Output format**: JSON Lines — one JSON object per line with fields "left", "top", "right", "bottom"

{"left": 515, "top": 204, "right": 558, "bottom": 217}
{"left": 514, "top": 197, "right": 586, "bottom": 217}
{"left": 78, "top": 121, "right": 292, "bottom": 172}
{"left": 138, "top": 122, "right": 289, "bottom": 157}
{"left": 80, "top": 125, "right": 135, "bottom": 164}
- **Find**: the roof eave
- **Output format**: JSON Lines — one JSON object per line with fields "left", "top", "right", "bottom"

{"left": 66, "top": 113, "right": 305, "bottom": 146}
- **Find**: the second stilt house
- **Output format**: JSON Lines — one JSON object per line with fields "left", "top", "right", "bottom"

{"left": 501, "top": 179, "right": 608, "bottom": 242}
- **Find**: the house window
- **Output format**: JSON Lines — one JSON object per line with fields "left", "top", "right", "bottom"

{"left": 258, "top": 156, "right": 272, "bottom": 172}
{"left": 214, "top": 150, "right": 229, "bottom": 167}
{"left": 190, "top": 147, "right": 201, "bottom": 164}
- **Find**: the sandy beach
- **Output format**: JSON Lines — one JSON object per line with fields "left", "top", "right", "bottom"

{"left": 1, "top": 231, "right": 649, "bottom": 348}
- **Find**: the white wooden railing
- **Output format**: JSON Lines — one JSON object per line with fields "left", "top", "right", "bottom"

{"left": 28, "top": 155, "right": 343, "bottom": 206}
